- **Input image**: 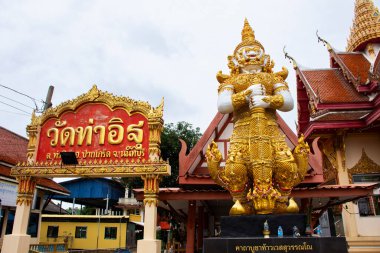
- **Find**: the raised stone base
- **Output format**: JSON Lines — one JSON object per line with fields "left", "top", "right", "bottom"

{"left": 221, "top": 214, "right": 307, "bottom": 237}
{"left": 204, "top": 237, "right": 348, "bottom": 253}
{"left": 137, "top": 239, "right": 161, "bottom": 253}
{"left": 1, "top": 234, "right": 31, "bottom": 253}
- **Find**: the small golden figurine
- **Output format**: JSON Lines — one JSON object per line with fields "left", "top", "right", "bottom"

{"left": 206, "top": 19, "right": 310, "bottom": 215}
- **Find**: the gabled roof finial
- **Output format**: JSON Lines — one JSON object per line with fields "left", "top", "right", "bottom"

{"left": 283, "top": 46, "right": 298, "bottom": 69}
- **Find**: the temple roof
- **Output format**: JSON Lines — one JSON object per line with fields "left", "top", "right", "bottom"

{"left": 347, "top": 0, "right": 380, "bottom": 51}
{"left": 296, "top": 58, "right": 380, "bottom": 136}
{"left": 296, "top": 8, "right": 380, "bottom": 138}
{"left": 299, "top": 68, "right": 369, "bottom": 103}
{"left": 335, "top": 52, "right": 371, "bottom": 85}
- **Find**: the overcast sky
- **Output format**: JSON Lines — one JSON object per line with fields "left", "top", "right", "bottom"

{"left": 0, "top": 0, "right": 369, "bottom": 138}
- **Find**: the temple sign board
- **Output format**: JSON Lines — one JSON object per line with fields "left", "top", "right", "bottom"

{"left": 2, "top": 85, "right": 170, "bottom": 253}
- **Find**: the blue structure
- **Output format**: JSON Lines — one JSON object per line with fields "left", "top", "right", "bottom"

{"left": 53, "top": 178, "right": 125, "bottom": 209}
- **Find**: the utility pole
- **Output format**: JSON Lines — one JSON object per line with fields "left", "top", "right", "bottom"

{"left": 43, "top": 85, "right": 54, "bottom": 111}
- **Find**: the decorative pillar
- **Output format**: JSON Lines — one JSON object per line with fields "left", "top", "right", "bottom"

{"left": 197, "top": 206, "right": 204, "bottom": 251}
{"left": 186, "top": 200, "right": 196, "bottom": 253}
{"left": 137, "top": 174, "right": 161, "bottom": 253}
{"left": 148, "top": 100, "right": 164, "bottom": 161}
{"left": 335, "top": 134, "right": 358, "bottom": 238}
{"left": 2, "top": 176, "right": 36, "bottom": 253}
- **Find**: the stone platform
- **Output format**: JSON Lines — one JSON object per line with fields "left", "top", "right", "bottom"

{"left": 203, "top": 237, "right": 348, "bottom": 253}
{"left": 221, "top": 214, "right": 307, "bottom": 237}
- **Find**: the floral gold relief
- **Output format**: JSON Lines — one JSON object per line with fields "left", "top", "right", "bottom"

{"left": 348, "top": 149, "right": 380, "bottom": 183}
{"left": 142, "top": 174, "right": 161, "bottom": 207}
{"left": 16, "top": 176, "right": 36, "bottom": 206}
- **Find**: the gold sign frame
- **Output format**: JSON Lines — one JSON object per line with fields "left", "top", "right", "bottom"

{"left": 11, "top": 85, "right": 170, "bottom": 178}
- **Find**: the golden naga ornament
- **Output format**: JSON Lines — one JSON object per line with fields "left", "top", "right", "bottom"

{"left": 206, "top": 19, "right": 310, "bottom": 215}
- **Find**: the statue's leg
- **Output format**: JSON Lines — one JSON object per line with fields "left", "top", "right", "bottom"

{"left": 272, "top": 136, "right": 299, "bottom": 212}
{"left": 225, "top": 141, "right": 252, "bottom": 215}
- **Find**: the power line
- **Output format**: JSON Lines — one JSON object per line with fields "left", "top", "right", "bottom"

{"left": 0, "top": 94, "right": 35, "bottom": 109}
{"left": 0, "top": 83, "right": 46, "bottom": 111}
{"left": 0, "top": 109, "right": 30, "bottom": 116}
{"left": 0, "top": 100, "right": 31, "bottom": 114}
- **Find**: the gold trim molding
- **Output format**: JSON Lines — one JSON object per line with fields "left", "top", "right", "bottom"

{"left": 348, "top": 148, "right": 380, "bottom": 182}
{"left": 30, "top": 85, "right": 164, "bottom": 127}
{"left": 11, "top": 159, "right": 170, "bottom": 178}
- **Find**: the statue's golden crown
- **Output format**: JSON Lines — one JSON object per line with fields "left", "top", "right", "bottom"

{"left": 234, "top": 18, "right": 265, "bottom": 55}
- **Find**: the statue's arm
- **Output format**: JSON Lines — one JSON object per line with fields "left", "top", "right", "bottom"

{"left": 272, "top": 83, "right": 294, "bottom": 111}
{"left": 249, "top": 83, "right": 294, "bottom": 112}
{"left": 217, "top": 84, "right": 251, "bottom": 114}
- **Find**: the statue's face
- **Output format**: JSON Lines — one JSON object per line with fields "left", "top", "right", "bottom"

{"left": 235, "top": 45, "right": 265, "bottom": 68}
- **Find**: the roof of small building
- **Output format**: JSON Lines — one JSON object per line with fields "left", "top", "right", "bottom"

{"left": 0, "top": 126, "right": 69, "bottom": 195}
{"left": 52, "top": 178, "right": 125, "bottom": 208}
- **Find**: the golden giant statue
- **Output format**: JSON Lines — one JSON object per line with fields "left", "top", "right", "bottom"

{"left": 206, "top": 19, "right": 309, "bottom": 215}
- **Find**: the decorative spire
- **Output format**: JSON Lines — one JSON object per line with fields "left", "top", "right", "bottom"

{"left": 347, "top": 0, "right": 380, "bottom": 51}
{"left": 242, "top": 18, "right": 255, "bottom": 42}
{"left": 234, "top": 18, "right": 264, "bottom": 54}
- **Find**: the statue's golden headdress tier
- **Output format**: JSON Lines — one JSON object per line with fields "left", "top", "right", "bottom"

{"left": 234, "top": 18, "right": 265, "bottom": 55}
{"left": 225, "top": 18, "right": 272, "bottom": 73}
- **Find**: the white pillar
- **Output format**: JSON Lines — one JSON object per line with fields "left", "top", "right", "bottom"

{"left": 2, "top": 177, "right": 36, "bottom": 253}
{"left": 137, "top": 175, "right": 161, "bottom": 253}
{"left": 137, "top": 202, "right": 161, "bottom": 253}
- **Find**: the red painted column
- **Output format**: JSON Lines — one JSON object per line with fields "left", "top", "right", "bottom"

{"left": 197, "top": 206, "right": 204, "bottom": 251}
{"left": 186, "top": 200, "right": 196, "bottom": 253}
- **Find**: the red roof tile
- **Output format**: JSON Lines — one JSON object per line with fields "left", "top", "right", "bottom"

{"left": 312, "top": 111, "right": 369, "bottom": 121}
{"left": 301, "top": 69, "right": 369, "bottom": 103}
{"left": 0, "top": 127, "right": 69, "bottom": 194}
{"left": 36, "top": 178, "right": 70, "bottom": 194}
{"left": 336, "top": 53, "right": 370, "bottom": 85}
{"left": 0, "top": 126, "right": 28, "bottom": 164}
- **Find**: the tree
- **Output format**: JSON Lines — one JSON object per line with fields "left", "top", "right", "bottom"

{"left": 122, "top": 121, "right": 202, "bottom": 189}
{"left": 160, "top": 121, "right": 202, "bottom": 187}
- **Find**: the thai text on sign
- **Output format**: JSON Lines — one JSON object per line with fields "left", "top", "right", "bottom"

{"left": 36, "top": 103, "right": 149, "bottom": 163}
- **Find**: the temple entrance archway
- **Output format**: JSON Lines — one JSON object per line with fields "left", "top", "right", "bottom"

{"left": 1, "top": 85, "right": 170, "bottom": 253}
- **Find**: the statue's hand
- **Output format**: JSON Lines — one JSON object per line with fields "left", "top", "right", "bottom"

{"left": 247, "top": 84, "right": 265, "bottom": 96}
{"left": 249, "top": 95, "right": 270, "bottom": 109}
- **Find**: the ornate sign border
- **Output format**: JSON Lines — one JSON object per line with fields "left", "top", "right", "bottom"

{"left": 11, "top": 85, "right": 170, "bottom": 178}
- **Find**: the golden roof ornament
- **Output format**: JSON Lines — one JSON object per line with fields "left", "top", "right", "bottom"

{"left": 347, "top": 0, "right": 380, "bottom": 51}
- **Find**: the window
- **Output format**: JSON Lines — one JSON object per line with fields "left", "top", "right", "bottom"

{"left": 353, "top": 174, "right": 380, "bottom": 216}
{"left": 47, "top": 226, "right": 59, "bottom": 238}
{"left": 75, "top": 226, "right": 87, "bottom": 238}
{"left": 27, "top": 213, "right": 39, "bottom": 237}
{"left": 104, "top": 227, "right": 117, "bottom": 239}
{"left": 357, "top": 196, "right": 380, "bottom": 216}
{"left": 5, "top": 211, "right": 15, "bottom": 235}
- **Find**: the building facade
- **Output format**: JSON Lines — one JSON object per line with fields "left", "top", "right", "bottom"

{"left": 0, "top": 126, "right": 69, "bottom": 248}
{"left": 295, "top": 0, "right": 380, "bottom": 252}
